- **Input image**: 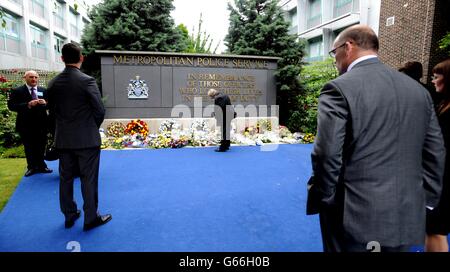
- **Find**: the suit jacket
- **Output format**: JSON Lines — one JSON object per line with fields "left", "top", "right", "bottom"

{"left": 214, "top": 93, "right": 235, "bottom": 123}
{"left": 47, "top": 67, "right": 105, "bottom": 149}
{"left": 7, "top": 85, "right": 48, "bottom": 133}
{"left": 310, "top": 58, "right": 445, "bottom": 247}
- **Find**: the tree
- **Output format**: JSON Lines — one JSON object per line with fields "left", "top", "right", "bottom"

{"left": 81, "top": 0, "right": 187, "bottom": 82}
{"left": 439, "top": 32, "right": 450, "bottom": 56}
{"left": 178, "top": 13, "right": 221, "bottom": 54}
{"left": 225, "top": 0, "right": 306, "bottom": 127}
{"left": 289, "top": 58, "right": 338, "bottom": 134}
{"left": 1, "top": 7, "right": 6, "bottom": 28}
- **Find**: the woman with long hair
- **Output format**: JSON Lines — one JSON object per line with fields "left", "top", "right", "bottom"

{"left": 426, "top": 58, "right": 450, "bottom": 252}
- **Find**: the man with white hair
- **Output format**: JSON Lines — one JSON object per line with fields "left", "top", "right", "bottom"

{"left": 8, "top": 70, "right": 52, "bottom": 177}
{"left": 208, "top": 88, "right": 235, "bottom": 152}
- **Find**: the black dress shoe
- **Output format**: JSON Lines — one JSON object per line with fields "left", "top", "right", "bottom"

{"left": 65, "top": 210, "right": 81, "bottom": 228}
{"left": 83, "top": 214, "right": 112, "bottom": 231}
{"left": 38, "top": 167, "right": 53, "bottom": 174}
{"left": 24, "top": 169, "right": 37, "bottom": 177}
{"left": 215, "top": 148, "right": 227, "bottom": 152}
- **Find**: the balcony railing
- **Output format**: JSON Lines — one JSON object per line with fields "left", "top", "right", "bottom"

{"left": 0, "top": 35, "right": 21, "bottom": 54}
{"left": 70, "top": 24, "right": 79, "bottom": 37}
{"left": 7, "top": 0, "right": 22, "bottom": 5}
{"left": 334, "top": 1, "right": 353, "bottom": 18}
{"left": 31, "top": 43, "right": 47, "bottom": 60}
{"left": 307, "top": 15, "right": 322, "bottom": 29}
{"left": 30, "top": 1, "right": 45, "bottom": 19}
{"left": 53, "top": 14, "right": 64, "bottom": 30}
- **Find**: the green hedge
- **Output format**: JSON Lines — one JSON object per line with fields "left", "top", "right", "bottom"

{"left": 0, "top": 77, "right": 22, "bottom": 148}
{"left": 287, "top": 58, "right": 338, "bottom": 134}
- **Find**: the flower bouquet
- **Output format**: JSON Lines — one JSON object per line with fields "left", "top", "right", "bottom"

{"left": 148, "top": 132, "right": 172, "bottom": 149}
{"left": 170, "top": 135, "right": 189, "bottom": 148}
{"left": 279, "top": 125, "right": 293, "bottom": 138}
{"left": 300, "top": 133, "right": 315, "bottom": 143}
{"left": 256, "top": 119, "right": 272, "bottom": 132}
{"left": 159, "top": 119, "right": 181, "bottom": 133}
{"left": 190, "top": 119, "right": 210, "bottom": 132}
{"left": 243, "top": 126, "right": 258, "bottom": 137}
{"left": 107, "top": 122, "right": 126, "bottom": 138}
{"left": 124, "top": 119, "right": 149, "bottom": 138}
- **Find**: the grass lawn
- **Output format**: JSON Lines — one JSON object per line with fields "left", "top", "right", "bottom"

{"left": 0, "top": 158, "right": 26, "bottom": 212}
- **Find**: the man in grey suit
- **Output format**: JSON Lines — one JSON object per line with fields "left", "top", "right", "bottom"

{"left": 308, "top": 25, "right": 445, "bottom": 252}
{"left": 47, "top": 43, "right": 112, "bottom": 231}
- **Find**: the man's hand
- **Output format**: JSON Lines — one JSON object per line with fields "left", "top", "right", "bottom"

{"left": 28, "top": 99, "right": 46, "bottom": 108}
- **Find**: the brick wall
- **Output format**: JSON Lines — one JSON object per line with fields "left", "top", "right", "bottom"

{"left": 378, "top": 0, "right": 450, "bottom": 85}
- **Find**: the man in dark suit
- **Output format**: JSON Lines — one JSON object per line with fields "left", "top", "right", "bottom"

{"left": 208, "top": 88, "right": 235, "bottom": 152}
{"left": 7, "top": 70, "right": 53, "bottom": 177}
{"left": 47, "top": 43, "right": 111, "bottom": 231}
{"left": 308, "top": 25, "right": 445, "bottom": 252}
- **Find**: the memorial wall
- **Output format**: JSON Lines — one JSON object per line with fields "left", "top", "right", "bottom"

{"left": 97, "top": 51, "right": 279, "bottom": 119}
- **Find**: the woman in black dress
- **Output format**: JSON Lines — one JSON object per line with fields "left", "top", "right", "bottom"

{"left": 426, "top": 58, "right": 450, "bottom": 252}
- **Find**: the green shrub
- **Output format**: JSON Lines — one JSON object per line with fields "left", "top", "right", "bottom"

{"left": 289, "top": 58, "right": 338, "bottom": 134}
{"left": 1, "top": 145, "right": 25, "bottom": 158}
{"left": 439, "top": 32, "right": 450, "bottom": 56}
{"left": 0, "top": 77, "right": 22, "bottom": 148}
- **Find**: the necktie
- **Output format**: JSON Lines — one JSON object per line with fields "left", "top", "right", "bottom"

{"left": 30, "top": 87, "right": 38, "bottom": 100}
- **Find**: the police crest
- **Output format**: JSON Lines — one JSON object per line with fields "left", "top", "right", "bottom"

{"left": 127, "top": 75, "right": 149, "bottom": 99}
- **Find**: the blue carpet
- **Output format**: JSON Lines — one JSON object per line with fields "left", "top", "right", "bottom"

{"left": 0, "top": 144, "right": 322, "bottom": 252}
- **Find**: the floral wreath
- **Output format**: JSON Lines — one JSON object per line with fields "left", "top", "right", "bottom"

{"left": 159, "top": 119, "right": 181, "bottom": 133}
{"left": 190, "top": 119, "right": 210, "bottom": 132}
{"left": 106, "top": 122, "right": 126, "bottom": 138}
{"left": 124, "top": 119, "right": 149, "bottom": 138}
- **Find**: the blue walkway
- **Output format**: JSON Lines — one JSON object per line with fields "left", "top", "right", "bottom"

{"left": 0, "top": 144, "right": 321, "bottom": 252}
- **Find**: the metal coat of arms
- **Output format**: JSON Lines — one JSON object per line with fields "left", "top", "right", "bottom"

{"left": 127, "top": 75, "right": 149, "bottom": 99}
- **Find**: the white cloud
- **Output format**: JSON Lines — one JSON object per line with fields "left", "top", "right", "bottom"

{"left": 171, "top": 0, "right": 230, "bottom": 54}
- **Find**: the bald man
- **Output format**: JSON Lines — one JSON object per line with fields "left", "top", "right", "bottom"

{"left": 8, "top": 70, "right": 52, "bottom": 177}
{"left": 308, "top": 25, "right": 445, "bottom": 252}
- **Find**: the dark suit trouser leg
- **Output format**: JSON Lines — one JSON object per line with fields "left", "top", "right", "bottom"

{"left": 20, "top": 130, "right": 47, "bottom": 170}
{"left": 319, "top": 204, "right": 346, "bottom": 252}
{"left": 21, "top": 133, "right": 34, "bottom": 170}
{"left": 320, "top": 205, "right": 412, "bottom": 252}
{"left": 220, "top": 119, "right": 231, "bottom": 149}
{"left": 59, "top": 149, "right": 78, "bottom": 220}
{"left": 34, "top": 129, "right": 48, "bottom": 169}
{"left": 77, "top": 147, "right": 100, "bottom": 225}
{"left": 344, "top": 241, "right": 412, "bottom": 252}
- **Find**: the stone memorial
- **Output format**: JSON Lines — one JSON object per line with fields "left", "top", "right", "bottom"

{"left": 97, "top": 51, "right": 279, "bottom": 133}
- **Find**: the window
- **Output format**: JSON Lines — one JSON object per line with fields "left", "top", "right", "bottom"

{"left": 30, "top": 25, "right": 47, "bottom": 59}
{"left": 69, "top": 10, "right": 79, "bottom": 37}
{"left": 53, "top": 2, "right": 65, "bottom": 30}
{"left": 334, "top": 0, "right": 353, "bottom": 18}
{"left": 30, "top": 0, "right": 46, "bottom": 19}
{"left": 307, "top": 0, "right": 322, "bottom": 29}
{"left": 0, "top": 13, "right": 21, "bottom": 54}
{"left": 306, "top": 38, "right": 323, "bottom": 62}
{"left": 54, "top": 34, "right": 65, "bottom": 62}
{"left": 7, "top": 0, "right": 22, "bottom": 5}
{"left": 288, "top": 8, "right": 298, "bottom": 34}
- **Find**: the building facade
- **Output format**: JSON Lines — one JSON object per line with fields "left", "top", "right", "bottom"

{"left": 0, "top": 0, "right": 92, "bottom": 71}
{"left": 378, "top": 0, "right": 450, "bottom": 84}
{"left": 281, "top": 0, "right": 381, "bottom": 62}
